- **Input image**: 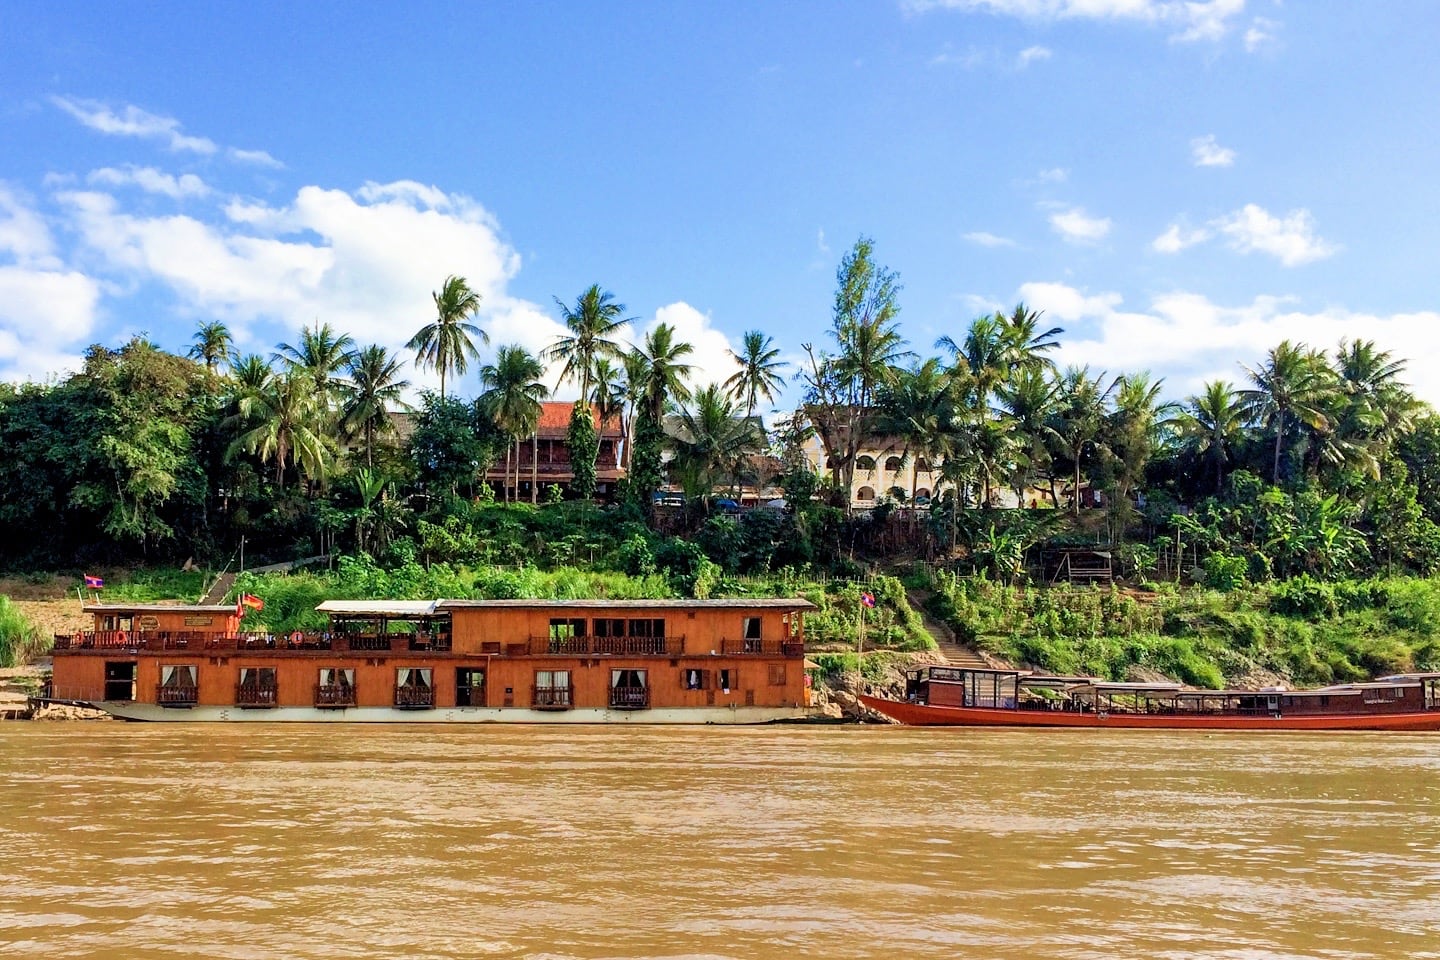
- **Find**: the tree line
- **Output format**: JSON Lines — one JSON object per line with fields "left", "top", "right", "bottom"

{"left": 1, "top": 237, "right": 1437, "bottom": 587}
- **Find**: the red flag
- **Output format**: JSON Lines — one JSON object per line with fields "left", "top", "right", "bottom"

{"left": 860, "top": 592, "right": 875, "bottom": 608}
{"left": 83, "top": 574, "right": 105, "bottom": 590}
{"left": 241, "top": 593, "right": 265, "bottom": 611}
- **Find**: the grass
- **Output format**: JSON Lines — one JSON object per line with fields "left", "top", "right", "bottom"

{"left": 0, "top": 595, "right": 47, "bottom": 667}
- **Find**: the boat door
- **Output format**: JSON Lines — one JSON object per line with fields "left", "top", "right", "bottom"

{"left": 1267, "top": 694, "right": 1281, "bottom": 718}
{"left": 104, "top": 661, "right": 136, "bottom": 701}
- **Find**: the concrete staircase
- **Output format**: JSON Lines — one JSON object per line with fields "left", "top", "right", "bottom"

{"left": 200, "top": 571, "right": 237, "bottom": 605}
{"left": 907, "top": 588, "right": 993, "bottom": 669}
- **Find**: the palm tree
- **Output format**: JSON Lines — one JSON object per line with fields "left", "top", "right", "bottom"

{"left": 340, "top": 345, "right": 412, "bottom": 468}
{"left": 638, "top": 323, "right": 695, "bottom": 422}
{"left": 187, "top": 321, "right": 232, "bottom": 373}
{"left": 275, "top": 320, "right": 356, "bottom": 412}
{"left": 937, "top": 313, "right": 1008, "bottom": 423}
{"left": 877, "top": 359, "right": 953, "bottom": 505}
{"left": 478, "top": 345, "right": 549, "bottom": 503}
{"left": 1239, "top": 341, "right": 1337, "bottom": 484}
{"left": 226, "top": 369, "right": 328, "bottom": 489}
{"left": 724, "top": 331, "right": 787, "bottom": 420}
{"left": 1048, "top": 366, "right": 1116, "bottom": 516}
{"left": 1104, "top": 373, "right": 1175, "bottom": 541}
{"left": 671, "top": 385, "right": 759, "bottom": 507}
{"left": 1176, "top": 380, "right": 1246, "bottom": 493}
{"left": 546, "top": 285, "right": 629, "bottom": 403}
{"left": 408, "top": 275, "right": 487, "bottom": 400}
{"left": 998, "top": 303, "right": 1063, "bottom": 376}
{"left": 619, "top": 348, "right": 651, "bottom": 471}
{"left": 229, "top": 354, "right": 273, "bottom": 395}
{"left": 996, "top": 367, "right": 1060, "bottom": 505}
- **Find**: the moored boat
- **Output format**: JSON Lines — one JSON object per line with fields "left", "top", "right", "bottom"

{"left": 859, "top": 665, "right": 1440, "bottom": 731}
{"left": 49, "top": 597, "right": 818, "bottom": 723}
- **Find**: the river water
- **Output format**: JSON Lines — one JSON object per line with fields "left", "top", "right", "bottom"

{"left": 2, "top": 725, "right": 1438, "bottom": 959}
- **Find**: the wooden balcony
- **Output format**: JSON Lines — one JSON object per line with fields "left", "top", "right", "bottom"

{"left": 720, "top": 638, "right": 806, "bottom": 657}
{"left": 532, "top": 684, "right": 573, "bottom": 710}
{"left": 393, "top": 685, "right": 435, "bottom": 709}
{"left": 314, "top": 684, "right": 356, "bottom": 709}
{"left": 528, "top": 635, "right": 682, "bottom": 656}
{"left": 235, "top": 683, "right": 279, "bottom": 708}
{"left": 609, "top": 684, "right": 650, "bottom": 710}
{"left": 155, "top": 684, "right": 198, "bottom": 707}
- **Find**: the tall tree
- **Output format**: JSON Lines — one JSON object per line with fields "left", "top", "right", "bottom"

{"left": 1103, "top": 372, "right": 1175, "bottom": 542}
{"left": 226, "top": 369, "right": 328, "bottom": 489}
{"left": 547, "top": 285, "right": 629, "bottom": 405}
{"left": 995, "top": 366, "right": 1059, "bottom": 505}
{"left": 801, "top": 236, "right": 906, "bottom": 504}
{"left": 275, "top": 320, "right": 356, "bottom": 413}
{"left": 1176, "top": 380, "right": 1246, "bottom": 493}
{"left": 619, "top": 348, "right": 651, "bottom": 471}
{"left": 724, "top": 331, "right": 787, "bottom": 421}
{"left": 1048, "top": 366, "right": 1116, "bottom": 516}
{"left": 671, "top": 385, "right": 759, "bottom": 508}
{"left": 1239, "top": 341, "right": 1337, "bottom": 484}
{"left": 339, "top": 345, "right": 412, "bottom": 468}
{"left": 408, "top": 275, "right": 487, "bottom": 400}
{"left": 187, "top": 321, "right": 233, "bottom": 374}
{"left": 478, "top": 345, "right": 549, "bottom": 503}
{"left": 629, "top": 323, "right": 695, "bottom": 507}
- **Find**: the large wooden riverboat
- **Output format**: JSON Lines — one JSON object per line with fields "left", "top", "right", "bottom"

{"left": 49, "top": 597, "right": 816, "bottom": 723}
{"left": 859, "top": 665, "right": 1440, "bottom": 731}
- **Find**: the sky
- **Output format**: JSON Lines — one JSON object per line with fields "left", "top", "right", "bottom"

{"left": 2, "top": 1, "right": 1438, "bottom": 408}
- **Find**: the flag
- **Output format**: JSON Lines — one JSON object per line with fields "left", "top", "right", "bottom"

{"left": 83, "top": 574, "right": 105, "bottom": 590}
{"left": 860, "top": 592, "right": 875, "bottom": 608}
{"left": 241, "top": 593, "right": 265, "bottom": 612}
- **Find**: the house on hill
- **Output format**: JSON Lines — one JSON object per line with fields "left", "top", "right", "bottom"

{"left": 484, "top": 401, "right": 625, "bottom": 502}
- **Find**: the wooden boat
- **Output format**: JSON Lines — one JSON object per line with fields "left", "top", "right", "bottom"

{"left": 858, "top": 666, "right": 1440, "bottom": 731}
{"left": 49, "top": 598, "right": 818, "bottom": 723}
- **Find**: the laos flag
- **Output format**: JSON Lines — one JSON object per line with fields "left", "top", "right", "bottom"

{"left": 84, "top": 574, "right": 105, "bottom": 590}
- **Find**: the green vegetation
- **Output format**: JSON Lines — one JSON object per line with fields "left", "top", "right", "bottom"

{"left": 0, "top": 597, "right": 46, "bottom": 668}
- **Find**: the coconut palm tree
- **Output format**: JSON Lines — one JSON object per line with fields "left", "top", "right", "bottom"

{"left": 1048, "top": 366, "right": 1116, "bottom": 516}
{"left": 339, "top": 345, "right": 412, "bottom": 468}
{"left": 998, "top": 303, "right": 1063, "bottom": 376}
{"left": 671, "top": 385, "right": 759, "bottom": 508}
{"left": 546, "top": 284, "right": 629, "bottom": 403}
{"left": 724, "top": 331, "right": 787, "bottom": 420}
{"left": 187, "top": 320, "right": 233, "bottom": 374}
{"left": 638, "top": 323, "right": 695, "bottom": 422}
{"left": 275, "top": 320, "right": 356, "bottom": 413}
{"left": 226, "top": 369, "right": 328, "bottom": 489}
{"left": 408, "top": 275, "right": 487, "bottom": 400}
{"left": 996, "top": 366, "right": 1060, "bottom": 505}
{"left": 1239, "top": 341, "right": 1337, "bottom": 484}
{"left": 1176, "top": 380, "right": 1246, "bottom": 493}
{"left": 937, "top": 313, "right": 1008, "bottom": 423}
{"left": 478, "top": 345, "right": 549, "bottom": 503}
{"left": 619, "top": 348, "right": 651, "bottom": 471}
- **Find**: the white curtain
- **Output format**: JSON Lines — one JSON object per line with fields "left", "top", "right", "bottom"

{"left": 161, "top": 665, "right": 195, "bottom": 687}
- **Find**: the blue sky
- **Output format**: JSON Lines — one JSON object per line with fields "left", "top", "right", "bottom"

{"left": 2, "top": 1, "right": 1438, "bottom": 406}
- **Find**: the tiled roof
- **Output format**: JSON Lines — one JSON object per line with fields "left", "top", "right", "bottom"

{"left": 536, "top": 401, "right": 622, "bottom": 437}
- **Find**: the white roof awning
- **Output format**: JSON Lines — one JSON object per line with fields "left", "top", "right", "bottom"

{"left": 314, "top": 600, "right": 444, "bottom": 616}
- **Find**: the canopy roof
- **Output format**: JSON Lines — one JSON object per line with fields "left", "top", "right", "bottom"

{"left": 85, "top": 603, "right": 238, "bottom": 614}
{"left": 315, "top": 600, "right": 445, "bottom": 616}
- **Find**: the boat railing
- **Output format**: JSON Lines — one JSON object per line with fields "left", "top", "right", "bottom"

{"left": 155, "top": 684, "right": 198, "bottom": 707}
{"left": 528, "top": 635, "right": 683, "bottom": 656}
{"left": 719, "top": 638, "right": 806, "bottom": 657}
{"left": 234, "top": 683, "right": 279, "bottom": 708}
{"left": 532, "top": 684, "right": 574, "bottom": 709}
{"left": 314, "top": 683, "right": 356, "bottom": 709}
{"left": 393, "top": 685, "right": 435, "bottom": 709}
{"left": 609, "top": 684, "right": 650, "bottom": 710}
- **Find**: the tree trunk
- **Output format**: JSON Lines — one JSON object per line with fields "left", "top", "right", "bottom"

{"left": 531, "top": 433, "right": 539, "bottom": 504}
{"left": 1073, "top": 458, "right": 1082, "bottom": 517}
{"left": 1272, "top": 418, "right": 1284, "bottom": 484}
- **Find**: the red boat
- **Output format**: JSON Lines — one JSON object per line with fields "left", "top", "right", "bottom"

{"left": 858, "top": 666, "right": 1440, "bottom": 731}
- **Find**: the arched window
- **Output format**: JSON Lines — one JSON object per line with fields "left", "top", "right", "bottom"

{"left": 856, "top": 486, "right": 876, "bottom": 501}
{"left": 915, "top": 487, "right": 931, "bottom": 499}
{"left": 884, "top": 456, "right": 903, "bottom": 472}
{"left": 915, "top": 458, "right": 930, "bottom": 473}
{"left": 856, "top": 455, "right": 876, "bottom": 471}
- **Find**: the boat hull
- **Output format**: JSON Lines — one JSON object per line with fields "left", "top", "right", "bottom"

{"left": 857, "top": 695, "right": 1440, "bottom": 731}
{"left": 93, "top": 701, "right": 817, "bottom": 724}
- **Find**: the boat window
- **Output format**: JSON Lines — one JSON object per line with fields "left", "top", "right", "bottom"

{"left": 319, "top": 668, "right": 355, "bottom": 688}
{"left": 239, "top": 667, "right": 276, "bottom": 688}
{"left": 682, "top": 668, "right": 708, "bottom": 690}
{"left": 627, "top": 618, "right": 665, "bottom": 638}
{"left": 769, "top": 664, "right": 787, "bottom": 686}
{"left": 549, "top": 618, "right": 586, "bottom": 639}
{"left": 743, "top": 617, "right": 762, "bottom": 640}
{"left": 592, "top": 618, "right": 625, "bottom": 638}
{"left": 718, "top": 668, "right": 734, "bottom": 692}
{"left": 535, "top": 669, "right": 570, "bottom": 688}
{"left": 160, "top": 664, "right": 197, "bottom": 688}
{"left": 397, "top": 668, "right": 432, "bottom": 689}
{"left": 611, "top": 669, "right": 647, "bottom": 688}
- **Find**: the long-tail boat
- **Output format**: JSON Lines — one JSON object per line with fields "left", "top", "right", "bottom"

{"left": 858, "top": 665, "right": 1440, "bottom": 730}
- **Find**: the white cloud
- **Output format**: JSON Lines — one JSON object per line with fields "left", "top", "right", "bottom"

{"left": 628, "top": 302, "right": 743, "bottom": 398}
{"left": 1214, "top": 203, "right": 1338, "bottom": 266}
{"left": 0, "top": 184, "right": 60, "bottom": 268}
{"left": 1017, "top": 280, "right": 1440, "bottom": 405}
{"left": 53, "top": 181, "right": 553, "bottom": 395}
{"left": 1049, "top": 206, "right": 1112, "bottom": 243}
{"left": 51, "top": 97, "right": 217, "bottom": 154}
{"left": 905, "top": 0, "right": 1247, "bottom": 43}
{"left": 964, "top": 231, "right": 1017, "bottom": 248}
{"left": 1016, "top": 45, "right": 1052, "bottom": 67}
{"left": 1152, "top": 223, "right": 1211, "bottom": 253}
{"left": 88, "top": 166, "right": 210, "bottom": 199}
{"left": 0, "top": 265, "right": 101, "bottom": 381}
{"left": 228, "top": 147, "right": 284, "bottom": 169}
{"left": 1244, "top": 16, "right": 1279, "bottom": 52}
{"left": 1037, "top": 167, "right": 1068, "bottom": 184}
{"left": 1191, "top": 134, "right": 1236, "bottom": 167}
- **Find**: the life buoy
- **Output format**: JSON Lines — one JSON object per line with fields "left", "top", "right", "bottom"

{"left": 289, "top": 631, "right": 304, "bottom": 647}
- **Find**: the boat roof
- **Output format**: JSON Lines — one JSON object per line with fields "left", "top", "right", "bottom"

{"left": 1074, "top": 681, "right": 1185, "bottom": 693}
{"left": 1377, "top": 672, "right": 1440, "bottom": 681}
{"left": 315, "top": 600, "right": 445, "bottom": 616}
{"left": 437, "top": 598, "right": 816, "bottom": 610}
{"left": 84, "top": 603, "right": 238, "bottom": 614}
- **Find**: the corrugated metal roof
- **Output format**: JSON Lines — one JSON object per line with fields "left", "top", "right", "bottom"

{"left": 437, "top": 598, "right": 816, "bottom": 610}
{"left": 84, "top": 603, "right": 239, "bottom": 614}
{"left": 314, "top": 600, "right": 444, "bottom": 616}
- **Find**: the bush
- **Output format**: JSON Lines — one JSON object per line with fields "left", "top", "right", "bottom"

{"left": 0, "top": 596, "right": 46, "bottom": 667}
